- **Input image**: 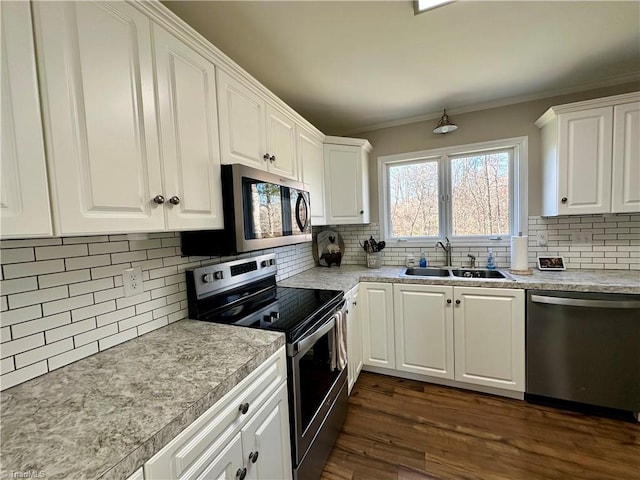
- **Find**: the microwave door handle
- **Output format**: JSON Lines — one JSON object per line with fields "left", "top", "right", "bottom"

{"left": 295, "top": 193, "right": 309, "bottom": 232}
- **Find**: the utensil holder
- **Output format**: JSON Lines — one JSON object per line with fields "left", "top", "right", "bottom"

{"left": 366, "top": 252, "right": 382, "bottom": 269}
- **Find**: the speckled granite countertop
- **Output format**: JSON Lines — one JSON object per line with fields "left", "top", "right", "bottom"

{"left": 278, "top": 265, "right": 640, "bottom": 295}
{"left": 0, "top": 320, "right": 284, "bottom": 480}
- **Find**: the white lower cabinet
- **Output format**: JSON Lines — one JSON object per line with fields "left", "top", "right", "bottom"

{"left": 361, "top": 282, "right": 525, "bottom": 394}
{"left": 393, "top": 284, "right": 454, "bottom": 380}
{"left": 345, "top": 285, "right": 363, "bottom": 393}
{"left": 453, "top": 287, "right": 525, "bottom": 392}
{"left": 360, "top": 282, "right": 395, "bottom": 369}
{"left": 144, "top": 347, "right": 291, "bottom": 480}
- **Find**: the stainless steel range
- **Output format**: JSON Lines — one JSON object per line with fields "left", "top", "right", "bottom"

{"left": 186, "top": 254, "right": 348, "bottom": 480}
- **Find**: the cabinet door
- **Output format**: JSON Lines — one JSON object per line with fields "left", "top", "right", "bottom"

{"left": 241, "top": 384, "right": 292, "bottom": 480}
{"left": 557, "top": 107, "right": 613, "bottom": 215}
{"left": 360, "top": 282, "right": 395, "bottom": 369}
{"left": 217, "top": 70, "right": 266, "bottom": 169}
{"left": 193, "top": 431, "right": 245, "bottom": 480}
{"left": 346, "top": 286, "right": 362, "bottom": 394}
{"left": 612, "top": 102, "right": 640, "bottom": 213}
{"left": 266, "top": 105, "right": 298, "bottom": 180}
{"left": 393, "top": 284, "right": 454, "bottom": 379}
{"left": 153, "top": 26, "right": 224, "bottom": 231}
{"left": 298, "top": 128, "right": 326, "bottom": 225}
{"left": 453, "top": 287, "right": 524, "bottom": 392}
{"left": 324, "top": 144, "right": 365, "bottom": 224}
{"left": 33, "top": 1, "right": 164, "bottom": 235}
{"left": 0, "top": 1, "right": 52, "bottom": 238}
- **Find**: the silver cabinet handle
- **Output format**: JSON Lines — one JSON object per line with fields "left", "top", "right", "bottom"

{"left": 152, "top": 195, "right": 165, "bottom": 204}
{"left": 169, "top": 196, "right": 180, "bottom": 205}
{"left": 263, "top": 153, "right": 270, "bottom": 161}
{"left": 530, "top": 295, "right": 640, "bottom": 309}
{"left": 270, "top": 155, "right": 276, "bottom": 163}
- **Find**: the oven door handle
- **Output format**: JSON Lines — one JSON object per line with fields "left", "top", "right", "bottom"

{"left": 292, "top": 316, "right": 336, "bottom": 356}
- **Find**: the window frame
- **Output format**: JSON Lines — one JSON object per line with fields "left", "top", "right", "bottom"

{"left": 378, "top": 136, "right": 528, "bottom": 247}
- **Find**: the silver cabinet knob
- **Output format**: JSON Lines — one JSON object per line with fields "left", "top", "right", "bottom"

{"left": 561, "top": 197, "right": 568, "bottom": 203}
{"left": 152, "top": 195, "right": 165, "bottom": 204}
{"left": 263, "top": 153, "right": 271, "bottom": 161}
{"left": 169, "top": 196, "right": 180, "bottom": 205}
{"left": 269, "top": 155, "right": 276, "bottom": 163}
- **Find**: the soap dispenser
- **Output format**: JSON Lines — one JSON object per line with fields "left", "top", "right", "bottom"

{"left": 419, "top": 251, "right": 428, "bottom": 268}
{"left": 486, "top": 249, "right": 496, "bottom": 270}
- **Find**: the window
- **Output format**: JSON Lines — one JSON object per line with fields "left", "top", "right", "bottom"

{"left": 379, "top": 137, "right": 527, "bottom": 246}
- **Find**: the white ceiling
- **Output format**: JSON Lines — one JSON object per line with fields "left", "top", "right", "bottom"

{"left": 161, "top": 1, "right": 640, "bottom": 135}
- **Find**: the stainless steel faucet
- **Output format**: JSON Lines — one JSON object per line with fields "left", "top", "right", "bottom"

{"left": 468, "top": 254, "right": 476, "bottom": 269}
{"left": 435, "top": 237, "right": 452, "bottom": 266}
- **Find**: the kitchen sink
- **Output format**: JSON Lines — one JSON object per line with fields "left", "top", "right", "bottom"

{"left": 449, "top": 268, "right": 506, "bottom": 279}
{"left": 401, "top": 267, "right": 451, "bottom": 277}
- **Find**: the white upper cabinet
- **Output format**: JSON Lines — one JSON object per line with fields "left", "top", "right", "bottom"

{"left": 323, "top": 137, "right": 372, "bottom": 224}
{"left": 612, "top": 102, "right": 640, "bottom": 213}
{"left": 298, "top": 127, "right": 326, "bottom": 225}
{"left": 266, "top": 105, "right": 298, "bottom": 179}
{"left": 33, "top": 1, "right": 165, "bottom": 235}
{"left": 153, "top": 25, "right": 224, "bottom": 231}
{"left": 537, "top": 92, "right": 640, "bottom": 216}
{"left": 217, "top": 69, "right": 267, "bottom": 170}
{"left": 0, "top": 1, "right": 52, "bottom": 238}
{"left": 217, "top": 70, "right": 299, "bottom": 180}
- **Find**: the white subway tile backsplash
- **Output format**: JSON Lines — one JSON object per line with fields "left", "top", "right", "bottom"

{"left": 42, "top": 293, "right": 94, "bottom": 317}
{"left": 69, "top": 278, "right": 114, "bottom": 297}
{"left": 3, "top": 259, "right": 65, "bottom": 279}
{"left": 1, "top": 248, "right": 35, "bottom": 264}
{"left": 38, "top": 270, "right": 91, "bottom": 289}
{"left": 15, "top": 338, "right": 74, "bottom": 369}
{"left": 45, "top": 318, "right": 96, "bottom": 344}
{"left": 35, "top": 244, "right": 88, "bottom": 261}
{"left": 137, "top": 317, "right": 169, "bottom": 336}
{"left": 1, "top": 357, "right": 14, "bottom": 375}
{"left": 74, "top": 324, "right": 118, "bottom": 347}
{"left": 0, "top": 361, "right": 48, "bottom": 390}
{"left": 13, "top": 312, "right": 72, "bottom": 340}
{"left": 65, "top": 255, "right": 111, "bottom": 271}
{"left": 98, "top": 328, "right": 137, "bottom": 351}
{"left": 8, "top": 286, "right": 68, "bottom": 310}
{"left": 48, "top": 342, "right": 98, "bottom": 371}
{"left": 0, "top": 305, "right": 42, "bottom": 328}
{"left": 0, "top": 333, "right": 45, "bottom": 359}
{"left": 88, "top": 241, "right": 129, "bottom": 255}
{"left": 96, "top": 307, "right": 135, "bottom": 328}
{"left": 0, "top": 233, "right": 314, "bottom": 391}
{"left": 0, "top": 277, "right": 39, "bottom": 296}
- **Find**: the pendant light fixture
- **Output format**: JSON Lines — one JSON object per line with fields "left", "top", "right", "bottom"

{"left": 433, "top": 109, "right": 458, "bottom": 134}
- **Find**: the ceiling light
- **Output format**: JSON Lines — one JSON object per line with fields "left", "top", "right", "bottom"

{"left": 414, "top": 0, "right": 455, "bottom": 15}
{"left": 433, "top": 109, "right": 458, "bottom": 134}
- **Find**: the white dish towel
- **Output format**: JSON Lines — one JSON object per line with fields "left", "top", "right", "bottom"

{"left": 331, "top": 309, "right": 348, "bottom": 371}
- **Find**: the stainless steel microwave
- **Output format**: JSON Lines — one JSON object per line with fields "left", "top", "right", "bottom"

{"left": 181, "top": 164, "right": 311, "bottom": 255}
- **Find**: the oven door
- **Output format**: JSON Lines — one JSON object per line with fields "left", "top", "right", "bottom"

{"left": 290, "top": 308, "right": 347, "bottom": 465}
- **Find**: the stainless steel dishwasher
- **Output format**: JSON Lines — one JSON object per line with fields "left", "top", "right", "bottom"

{"left": 526, "top": 290, "right": 640, "bottom": 419}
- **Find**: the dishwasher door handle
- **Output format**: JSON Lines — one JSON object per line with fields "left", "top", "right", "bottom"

{"left": 530, "top": 295, "right": 640, "bottom": 309}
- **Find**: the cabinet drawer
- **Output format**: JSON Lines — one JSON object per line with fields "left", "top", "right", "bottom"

{"left": 145, "top": 347, "right": 286, "bottom": 480}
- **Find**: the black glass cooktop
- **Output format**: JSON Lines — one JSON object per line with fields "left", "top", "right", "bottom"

{"left": 191, "top": 279, "right": 343, "bottom": 343}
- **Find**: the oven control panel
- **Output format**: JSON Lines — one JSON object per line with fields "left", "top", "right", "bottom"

{"left": 187, "top": 253, "right": 277, "bottom": 299}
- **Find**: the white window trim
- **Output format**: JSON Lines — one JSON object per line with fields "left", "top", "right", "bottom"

{"left": 378, "top": 136, "right": 528, "bottom": 248}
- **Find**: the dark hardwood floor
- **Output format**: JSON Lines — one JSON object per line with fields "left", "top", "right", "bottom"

{"left": 321, "top": 372, "right": 640, "bottom": 480}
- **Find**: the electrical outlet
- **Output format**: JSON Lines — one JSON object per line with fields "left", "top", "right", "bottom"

{"left": 123, "top": 267, "right": 143, "bottom": 297}
{"left": 571, "top": 232, "right": 592, "bottom": 245}
{"left": 536, "top": 231, "right": 548, "bottom": 247}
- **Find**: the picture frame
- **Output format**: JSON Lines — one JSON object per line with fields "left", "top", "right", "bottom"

{"left": 537, "top": 256, "right": 566, "bottom": 271}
